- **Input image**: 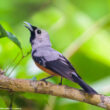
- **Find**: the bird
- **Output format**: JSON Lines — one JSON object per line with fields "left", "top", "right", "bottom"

{"left": 24, "top": 22, "right": 97, "bottom": 94}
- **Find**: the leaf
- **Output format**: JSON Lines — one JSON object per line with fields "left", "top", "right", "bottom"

{"left": 6, "top": 32, "right": 22, "bottom": 49}
{"left": 0, "top": 25, "right": 7, "bottom": 38}
{"left": 0, "top": 24, "right": 22, "bottom": 49}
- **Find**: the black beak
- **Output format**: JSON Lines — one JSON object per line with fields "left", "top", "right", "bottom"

{"left": 24, "top": 21, "right": 33, "bottom": 31}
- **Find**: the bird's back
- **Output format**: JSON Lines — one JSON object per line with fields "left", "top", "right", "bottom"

{"left": 32, "top": 47, "right": 61, "bottom": 61}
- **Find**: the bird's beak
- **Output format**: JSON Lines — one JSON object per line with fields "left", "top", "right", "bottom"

{"left": 24, "top": 21, "right": 33, "bottom": 31}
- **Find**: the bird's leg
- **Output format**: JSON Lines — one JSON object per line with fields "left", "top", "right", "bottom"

{"left": 59, "top": 77, "right": 63, "bottom": 85}
{"left": 40, "top": 75, "right": 54, "bottom": 81}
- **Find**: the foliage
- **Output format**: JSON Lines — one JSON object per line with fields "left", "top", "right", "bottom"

{"left": 0, "top": 0, "right": 110, "bottom": 110}
{"left": 0, "top": 25, "right": 21, "bottom": 49}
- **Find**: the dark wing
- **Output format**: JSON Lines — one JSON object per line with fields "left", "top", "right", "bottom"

{"left": 45, "top": 55, "right": 81, "bottom": 81}
{"left": 33, "top": 54, "right": 97, "bottom": 94}
{"left": 32, "top": 55, "right": 46, "bottom": 67}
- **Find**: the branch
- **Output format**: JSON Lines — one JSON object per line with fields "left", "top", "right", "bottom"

{"left": 0, "top": 74, "right": 110, "bottom": 109}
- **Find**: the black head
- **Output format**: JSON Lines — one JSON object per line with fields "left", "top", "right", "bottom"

{"left": 24, "top": 21, "right": 51, "bottom": 48}
{"left": 24, "top": 22, "right": 39, "bottom": 43}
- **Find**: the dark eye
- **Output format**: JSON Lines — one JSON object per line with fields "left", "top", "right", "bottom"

{"left": 37, "top": 30, "right": 41, "bottom": 34}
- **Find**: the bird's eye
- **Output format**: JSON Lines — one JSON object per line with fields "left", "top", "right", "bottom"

{"left": 37, "top": 30, "right": 41, "bottom": 34}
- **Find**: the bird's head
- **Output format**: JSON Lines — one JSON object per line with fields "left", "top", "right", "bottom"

{"left": 24, "top": 22, "right": 51, "bottom": 48}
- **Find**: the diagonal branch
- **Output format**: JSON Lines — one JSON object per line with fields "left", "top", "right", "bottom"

{"left": 0, "top": 74, "right": 110, "bottom": 109}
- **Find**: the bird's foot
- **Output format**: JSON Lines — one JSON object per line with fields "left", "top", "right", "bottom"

{"left": 40, "top": 76, "right": 54, "bottom": 81}
{"left": 40, "top": 78, "right": 46, "bottom": 81}
{"left": 29, "top": 77, "right": 37, "bottom": 81}
{"left": 58, "top": 82, "right": 62, "bottom": 85}
{"left": 59, "top": 77, "right": 63, "bottom": 85}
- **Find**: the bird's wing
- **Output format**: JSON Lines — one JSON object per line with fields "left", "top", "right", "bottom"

{"left": 32, "top": 48, "right": 81, "bottom": 80}
{"left": 45, "top": 55, "right": 81, "bottom": 80}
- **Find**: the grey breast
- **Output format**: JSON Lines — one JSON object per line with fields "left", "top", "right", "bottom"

{"left": 33, "top": 47, "right": 60, "bottom": 61}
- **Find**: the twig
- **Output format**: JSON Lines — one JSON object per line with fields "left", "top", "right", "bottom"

{"left": 7, "top": 50, "right": 31, "bottom": 77}
{"left": 9, "top": 93, "right": 14, "bottom": 110}
{"left": 5, "top": 52, "right": 20, "bottom": 73}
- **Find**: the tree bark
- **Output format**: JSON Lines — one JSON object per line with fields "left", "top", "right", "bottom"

{"left": 0, "top": 74, "right": 110, "bottom": 109}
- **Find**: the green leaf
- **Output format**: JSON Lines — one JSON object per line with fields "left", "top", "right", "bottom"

{"left": 0, "top": 25, "right": 7, "bottom": 38}
{"left": 0, "top": 24, "right": 22, "bottom": 49}
{"left": 6, "top": 32, "right": 22, "bottom": 49}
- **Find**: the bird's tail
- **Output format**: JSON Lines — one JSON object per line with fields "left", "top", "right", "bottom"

{"left": 72, "top": 75, "right": 97, "bottom": 94}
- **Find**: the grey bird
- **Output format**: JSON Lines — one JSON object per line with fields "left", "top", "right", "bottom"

{"left": 24, "top": 22, "right": 97, "bottom": 94}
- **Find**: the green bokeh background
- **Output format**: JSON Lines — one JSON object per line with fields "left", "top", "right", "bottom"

{"left": 0, "top": 0, "right": 110, "bottom": 110}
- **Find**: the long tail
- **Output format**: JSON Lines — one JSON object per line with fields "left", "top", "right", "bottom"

{"left": 72, "top": 75, "right": 97, "bottom": 94}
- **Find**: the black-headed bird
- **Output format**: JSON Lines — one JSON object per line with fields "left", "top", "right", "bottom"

{"left": 24, "top": 22, "right": 97, "bottom": 94}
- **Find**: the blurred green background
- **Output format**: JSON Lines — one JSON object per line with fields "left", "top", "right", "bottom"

{"left": 0, "top": 0, "right": 110, "bottom": 110}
